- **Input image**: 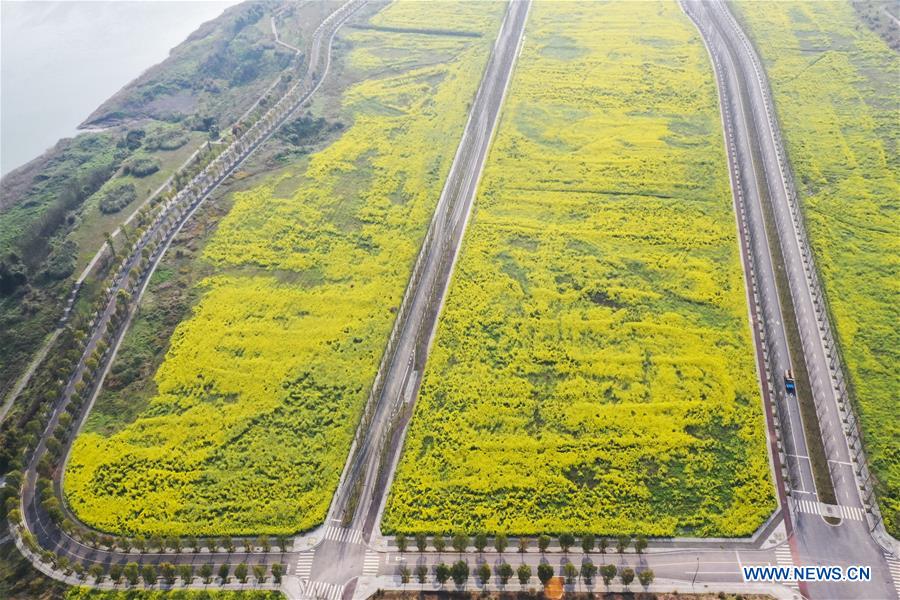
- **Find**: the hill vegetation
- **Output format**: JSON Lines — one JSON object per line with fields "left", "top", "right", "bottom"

{"left": 81, "top": 2, "right": 300, "bottom": 129}
{"left": 0, "top": 2, "right": 323, "bottom": 459}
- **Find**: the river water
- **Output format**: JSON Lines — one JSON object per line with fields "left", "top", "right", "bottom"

{"left": 1, "top": 0, "right": 239, "bottom": 177}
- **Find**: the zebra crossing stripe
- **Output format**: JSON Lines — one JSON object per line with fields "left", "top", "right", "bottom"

{"left": 295, "top": 553, "right": 314, "bottom": 578}
{"left": 362, "top": 551, "right": 380, "bottom": 576}
{"left": 839, "top": 504, "right": 864, "bottom": 521}
{"left": 798, "top": 499, "right": 865, "bottom": 521}
{"left": 797, "top": 499, "right": 821, "bottom": 515}
{"left": 774, "top": 546, "right": 798, "bottom": 589}
{"left": 886, "top": 557, "right": 900, "bottom": 594}
{"left": 324, "top": 526, "right": 364, "bottom": 545}
{"left": 304, "top": 580, "right": 343, "bottom": 600}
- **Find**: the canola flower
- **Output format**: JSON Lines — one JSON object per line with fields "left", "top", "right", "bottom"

{"left": 64, "top": 1, "right": 504, "bottom": 537}
{"left": 734, "top": 0, "right": 899, "bottom": 537}
{"left": 384, "top": 0, "right": 775, "bottom": 537}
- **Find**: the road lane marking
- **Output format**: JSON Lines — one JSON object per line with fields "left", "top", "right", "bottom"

{"left": 323, "top": 526, "right": 364, "bottom": 545}
{"left": 295, "top": 552, "right": 314, "bottom": 578}
{"left": 363, "top": 550, "right": 380, "bottom": 576}
{"left": 773, "top": 545, "right": 798, "bottom": 589}
{"left": 797, "top": 498, "right": 822, "bottom": 516}
{"left": 796, "top": 497, "right": 864, "bottom": 522}
{"left": 836, "top": 504, "right": 864, "bottom": 521}
{"left": 886, "top": 558, "right": 900, "bottom": 598}
{"left": 304, "top": 580, "right": 343, "bottom": 600}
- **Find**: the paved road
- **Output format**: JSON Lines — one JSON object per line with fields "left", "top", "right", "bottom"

{"left": 0, "top": 0, "right": 345, "bottom": 427}
{"left": 685, "top": 1, "right": 898, "bottom": 598}
{"left": 324, "top": 0, "right": 531, "bottom": 541}
{"left": 304, "top": 1, "right": 532, "bottom": 595}
{"left": 360, "top": 546, "right": 792, "bottom": 597}
{"left": 12, "top": 2, "right": 900, "bottom": 600}
{"left": 17, "top": 0, "right": 364, "bottom": 577}
{"left": 347, "top": 4, "right": 900, "bottom": 597}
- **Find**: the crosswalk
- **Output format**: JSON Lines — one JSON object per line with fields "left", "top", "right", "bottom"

{"left": 294, "top": 552, "right": 314, "bottom": 578}
{"left": 323, "top": 525, "right": 364, "bottom": 545}
{"left": 835, "top": 504, "right": 865, "bottom": 521}
{"left": 796, "top": 498, "right": 865, "bottom": 521}
{"left": 303, "top": 580, "right": 343, "bottom": 600}
{"left": 774, "top": 545, "right": 798, "bottom": 590}
{"left": 362, "top": 550, "right": 380, "bottom": 576}
{"left": 796, "top": 499, "right": 820, "bottom": 516}
{"left": 887, "top": 557, "right": 900, "bottom": 599}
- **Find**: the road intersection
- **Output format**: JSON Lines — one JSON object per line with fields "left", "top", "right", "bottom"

{"left": 8, "top": 2, "right": 898, "bottom": 600}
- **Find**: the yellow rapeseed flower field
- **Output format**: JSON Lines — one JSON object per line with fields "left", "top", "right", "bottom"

{"left": 63, "top": 1, "right": 505, "bottom": 536}
{"left": 734, "top": 1, "right": 899, "bottom": 537}
{"left": 384, "top": 0, "right": 775, "bottom": 537}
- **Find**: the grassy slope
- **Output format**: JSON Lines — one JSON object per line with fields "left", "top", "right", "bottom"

{"left": 82, "top": 3, "right": 295, "bottom": 128}
{"left": 733, "top": 0, "right": 899, "bottom": 535}
{"left": 66, "top": 129, "right": 206, "bottom": 270}
{"left": 0, "top": 133, "right": 121, "bottom": 402}
{"left": 0, "top": 2, "right": 319, "bottom": 404}
{"left": 384, "top": 0, "right": 774, "bottom": 537}
{"left": 63, "top": 1, "right": 504, "bottom": 537}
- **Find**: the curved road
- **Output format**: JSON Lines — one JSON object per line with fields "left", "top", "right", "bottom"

{"left": 685, "top": 1, "right": 898, "bottom": 598}
{"left": 14, "top": 0, "right": 367, "bottom": 590}
{"left": 10, "top": 2, "right": 899, "bottom": 600}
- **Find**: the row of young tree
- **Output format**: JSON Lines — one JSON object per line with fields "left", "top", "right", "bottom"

{"left": 31, "top": 554, "right": 284, "bottom": 588}
{"left": 4, "top": 167, "right": 209, "bottom": 538}
{"left": 3, "top": 192, "right": 222, "bottom": 577}
{"left": 12, "top": 482, "right": 291, "bottom": 559}
{"left": 49, "top": 522, "right": 292, "bottom": 556}
{"left": 397, "top": 560, "right": 654, "bottom": 589}
{"left": 394, "top": 532, "right": 650, "bottom": 554}
{"left": 0, "top": 184, "right": 174, "bottom": 477}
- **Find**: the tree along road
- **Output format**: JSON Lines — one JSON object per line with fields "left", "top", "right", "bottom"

{"left": 302, "top": 0, "right": 532, "bottom": 593}
{"left": 685, "top": 1, "right": 898, "bottom": 598}
{"left": 12, "top": 1, "right": 899, "bottom": 600}
{"left": 16, "top": 0, "right": 365, "bottom": 584}
{"left": 0, "top": 5, "right": 307, "bottom": 425}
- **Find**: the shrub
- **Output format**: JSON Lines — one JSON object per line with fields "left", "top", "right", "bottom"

{"left": 98, "top": 182, "right": 137, "bottom": 214}
{"left": 537, "top": 563, "right": 554, "bottom": 585}
{"left": 450, "top": 561, "right": 469, "bottom": 585}
{"left": 124, "top": 156, "right": 161, "bottom": 177}
{"left": 144, "top": 128, "right": 189, "bottom": 151}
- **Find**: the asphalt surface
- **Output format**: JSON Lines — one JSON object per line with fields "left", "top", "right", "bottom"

{"left": 365, "top": 546, "right": 796, "bottom": 594}
{"left": 308, "top": 0, "right": 532, "bottom": 593}
{"left": 337, "top": 0, "right": 531, "bottom": 533}
{"left": 11, "top": 2, "right": 899, "bottom": 600}
{"left": 686, "top": 1, "right": 898, "bottom": 598}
